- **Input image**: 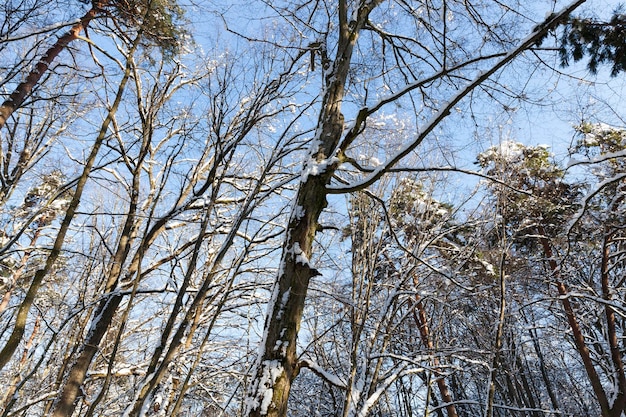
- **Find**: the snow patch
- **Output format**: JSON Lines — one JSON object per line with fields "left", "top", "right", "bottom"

{"left": 276, "top": 288, "right": 290, "bottom": 320}
{"left": 301, "top": 156, "right": 340, "bottom": 183}
{"left": 273, "top": 339, "right": 289, "bottom": 355}
{"left": 479, "top": 260, "right": 497, "bottom": 276}
{"left": 489, "top": 140, "right": 524, "bottom": 162}
{"left": 292, "top": 242, "right": 310, "bottom": 266}
{"left": 292, "top": 205, "right": 305, "bottom": 221}
{"left": 248, "top": 360, "right": 284, "bottom": 415}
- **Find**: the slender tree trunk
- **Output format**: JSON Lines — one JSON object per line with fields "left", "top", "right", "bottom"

{"left": 511, "top": 340, "right": 542, "bottom": 417}
{"left": 123, "top": 215, "right": 212, "bottom": 416}
{"left": 0, "top": 35, "right": 134, "bottom": 372}
{"left": 412, "top": 289, "right": 458, "bottom": 417}
{"left": 526, "top": 323, "right": 562, "bottom": 415}
{"left": 538, "top": 225, "right": 612, "bottom": 416}
{"left": 51, "top": 167, "right": 140, "bottom": 416}
{"left": 48, "top": 38, "right": 140, "bottom": 417}
{"left": 0, "top": 1, "right": 106, "bottom": 130}
{"left": 124, "top": 133, "right": 279, "bottom": 415}
{"left": 485, "top": 253, "right": 506, "bottom": 417}
{"left": 600, "top": 231, "right": 626, "bottom": 416}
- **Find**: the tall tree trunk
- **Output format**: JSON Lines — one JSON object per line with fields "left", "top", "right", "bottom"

{"left": 526, "top": 321, "right": 562, "bottom": 415}
{"left": 0, "top": 1, "right": 106, "bottom": 130}
{"left": 511, "top": 339, "right": 542, "bottom": 417}
{"left": 600, "top": 231, "right": 626, "bottom": 416}
{"left": 244, "top": 2, "right": 380, "bottom": 416}
{"left": 242, "top": 2, "right": 587, "bottom": 415}
{"left": 538, "top": 225, "right": 612, "bottom": 416}
{"left": 484, "top": 253, "right": 506, "bottom": 417}
{"left": 412, "top": 285, "right": 458, "bottom": 417}
{"left": 0, "top": 31, "right": 135, "bottom": 373}
{"left": 48, "top": 38, "right": 141, "bottom": 417}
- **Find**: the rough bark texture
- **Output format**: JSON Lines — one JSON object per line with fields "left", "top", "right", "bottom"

{"left": 242, "top": 2, "right": 589, "bottom": 415}
{"left": 244, "top": 2, "right": 380, "bottom": 416}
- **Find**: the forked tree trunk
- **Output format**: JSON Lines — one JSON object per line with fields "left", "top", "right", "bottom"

{"left": 243, "top": 1, "right": 588, "bottom": 415}
{"left": 244, "top": 2, "right": 381, "bottom": 416}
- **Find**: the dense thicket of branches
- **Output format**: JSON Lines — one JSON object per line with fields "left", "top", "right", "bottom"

{"left": 1, "top": 0, "right": 625, "bottom": 416}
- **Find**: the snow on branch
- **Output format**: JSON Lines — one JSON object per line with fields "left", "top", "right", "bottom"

{"left": 298, "top": 359, "right": 347, "bottom": 389}
{"left": 566, "top": 173, "right": 626, "bottom": 233}
{"left": 352, "top": 366, "right": 425, "bottom": 417}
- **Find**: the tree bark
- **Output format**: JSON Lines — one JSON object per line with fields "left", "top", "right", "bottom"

{"left": 47, "top": 38, "right": 140, "bottom": 417}
{"left": 0, "top": 1, "right": 106, "bottom": 130}
{"left": 0, "top": 31, "right": 134, "bottom": 372}
{"left": 412, "top": 287, "right": 458, "bottom": 417}
{"left": 243, "top": 1, "right": 588, "bottom": 415}
{"left": 244, "top": 2, "right": 381, "bottom": 416}
{"left": 600, "top": 231, "right": 626, "bottom": 416}
{"left": 484, "top": 253, "right": 507, "bottom": 417}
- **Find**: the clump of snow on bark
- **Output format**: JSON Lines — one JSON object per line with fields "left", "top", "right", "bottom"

{"left": 276, "top": 288, "right": 290, "bottom": 320}
{"left": 301, "top": 156, "right": 340, "bottom": 182}
{"left": 292, "top": 242, "right": 309, "bottom": 266}
{"left": 245, "top": 360, "right": 285, "bottom": 415}
{"left": 273, "top": 339, "right": 289, "bottom": 355}
{"left": 358, "top": 154, "right": 382, "bottom": 167}
{"left": 244, "top": 258, "right": 289, "bottom": 415}
{"left": 292, "top": 204, "right": 305, "bottom": 221}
